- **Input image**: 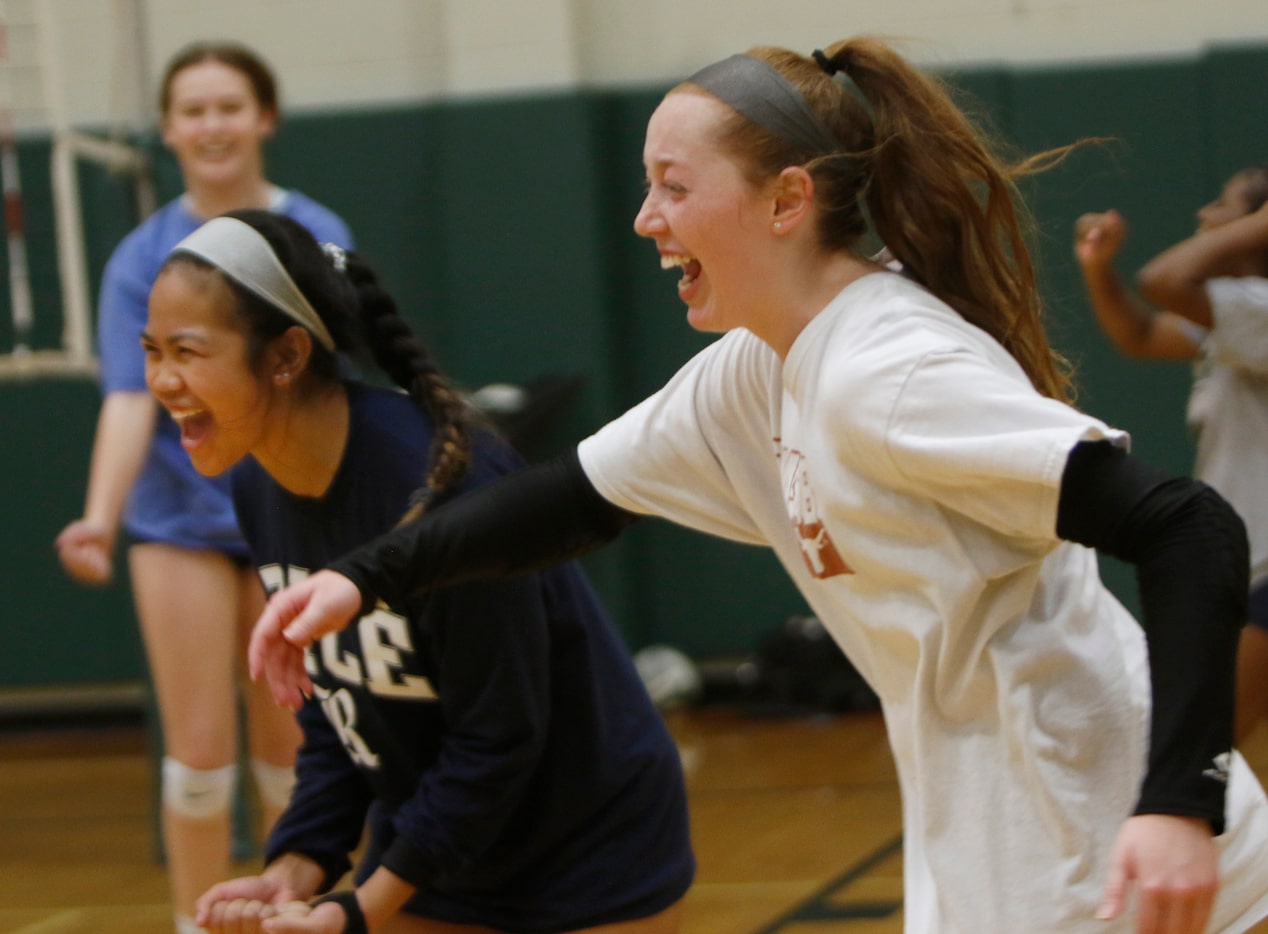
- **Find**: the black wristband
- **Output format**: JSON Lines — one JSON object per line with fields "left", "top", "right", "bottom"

{"left": 309, "top": 890, "right": 368, "bottom": 934}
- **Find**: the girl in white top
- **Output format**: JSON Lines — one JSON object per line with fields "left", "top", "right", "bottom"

{"left": 1076, "top": 166, "right": 1268, "bottom": 746}
{"left": 246, "top": 38, "right": 1268, "bottom": 934}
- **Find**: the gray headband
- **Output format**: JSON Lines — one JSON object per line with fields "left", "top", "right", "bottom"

{"left": 171, "top": 216, "right": 337, "bottom": 351}
{"left": 687, "top": 53, "right": 839, "bottom": 156}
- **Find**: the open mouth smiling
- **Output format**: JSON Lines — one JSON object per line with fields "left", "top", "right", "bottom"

{"left": 661, "top": 253, "right": 702, "bottom": 292}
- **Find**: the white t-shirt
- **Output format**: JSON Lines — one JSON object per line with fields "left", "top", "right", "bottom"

{"left": 579, "top": 272, "right": 1268, "bottom": 933}
{"left": 1191, "top": 277, "right": 1268, "bottom": 584}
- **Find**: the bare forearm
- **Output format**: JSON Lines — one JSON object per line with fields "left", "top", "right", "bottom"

{"left": 1139, "top": 206, "right": 1268, "bottom": 323}
{"left": 1081, "top": 261, "right": 1156, "bottom": 355}
{"left": 82, "top": 391, "right": 157, "bottom": 533}
{"left": 262, "top": 852, "right": 328, "bottom": 899}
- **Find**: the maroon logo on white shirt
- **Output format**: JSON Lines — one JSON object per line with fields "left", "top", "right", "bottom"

{"left": 779, "top": 444, "right": 852, "bottom": 579}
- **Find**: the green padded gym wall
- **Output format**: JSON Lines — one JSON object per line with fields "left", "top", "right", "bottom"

{"left": 3, "top": 42, "right": 1267, "bottom": 691}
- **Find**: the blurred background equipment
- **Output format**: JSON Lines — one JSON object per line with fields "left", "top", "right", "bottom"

{"left": 0, "top": 0, "right": 153, "bottom": 380}
{"left": 469, "top": 372, "right": 586, "bottom": 460}
{"left": 634, "top": 643, "right": 704, "bottom": 711}
{"left": 692, "top": 616, "right": 880, "bottom": 717}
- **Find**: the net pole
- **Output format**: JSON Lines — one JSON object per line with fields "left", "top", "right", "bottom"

{"left": 1, "top": 116, "right": 33, "bottom": 358}
{"left": 33, "top": 0, "right": 91, "bottom": 367}
{"left": 0, "top": 5, "right": 33, "bottom": 358}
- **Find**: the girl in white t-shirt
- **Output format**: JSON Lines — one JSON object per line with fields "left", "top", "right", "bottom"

{"left": 1076, "top": 171, "right": 1268, "bottom": 746}
{"left": 247, "top": 39, "right": 1268, "bottom": 934}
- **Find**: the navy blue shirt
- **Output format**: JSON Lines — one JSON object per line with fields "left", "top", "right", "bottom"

{"left": 232, "top": 383, "right": 693, "bottom": 931}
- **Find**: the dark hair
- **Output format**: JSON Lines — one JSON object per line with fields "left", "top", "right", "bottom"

{"left": 1237, "top": 162, "right": 1268, "bottom": 214}
{"left": 680, "top": 37, "right": 1077, "bottom": 402}
{"left": 162, "top": 210, "right": 475, "bottom": 517}
{"left": 159, "top": 40, "right": 279, "bottom": 118}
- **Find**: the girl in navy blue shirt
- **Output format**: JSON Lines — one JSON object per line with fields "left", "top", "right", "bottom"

{"left": 141, "top": 209, "right": 693, "bottom": 934}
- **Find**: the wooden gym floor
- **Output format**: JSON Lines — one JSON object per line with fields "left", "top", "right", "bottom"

{"left": 3, "top": 704, "right": 1268, "bottom": 934}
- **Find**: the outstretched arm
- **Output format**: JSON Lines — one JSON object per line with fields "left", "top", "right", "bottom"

{"left": 1073, "top": 210, "right": 1203, "bottom": 360}
{"left": 249, "top": 449, "right": 639, "bottom": 708}
{"left": 1138, "top": 200, "right": 1268, "bottom": 326}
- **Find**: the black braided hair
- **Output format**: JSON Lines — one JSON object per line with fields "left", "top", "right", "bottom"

{"left": 341, "top": 250, "right": 475, "bottom": 519}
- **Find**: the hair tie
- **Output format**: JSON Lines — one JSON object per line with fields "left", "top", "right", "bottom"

{"left": 322, "top": 241, "right": 348, "bottom": 273}
{"left": 812, "top": 48, "right": 839, "bottom": 76}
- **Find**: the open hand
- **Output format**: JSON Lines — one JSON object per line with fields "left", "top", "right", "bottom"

{"left": 196, "top": 875, "right": 308, "bottom": 933}
{"left": 260, "top": 899, "right": 357, "bottom": 933}
{"left": 1097, "top": 813, "right": 1218, "bottom": 934}
{"left": 249, "top": 570, "right": 363, "bottom": 710}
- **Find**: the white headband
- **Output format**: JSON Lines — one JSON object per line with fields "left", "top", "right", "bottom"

{"left": 171, "top": 216, "right": 337, "bottom": 351}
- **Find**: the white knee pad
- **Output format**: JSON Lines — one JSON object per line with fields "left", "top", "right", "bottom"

{"left": 251, "top": 758, "right": 296, "bottom": 810}
{"left": 161, "top": 756, "right": 236, "bottom": 819}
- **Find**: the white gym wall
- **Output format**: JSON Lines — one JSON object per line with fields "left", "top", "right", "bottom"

{"left": 30, "top": 0, "right": 1268, "bottom": 128}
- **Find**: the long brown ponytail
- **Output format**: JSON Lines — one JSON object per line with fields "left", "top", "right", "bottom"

{"left": 698, "top": 38, "right": 1078, "bottom": 402}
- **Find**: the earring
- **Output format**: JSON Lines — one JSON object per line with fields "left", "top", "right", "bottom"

{"left": 773, "top": 221, "right": 782, "bottom": 231}
{"left": 277, "top": 372, "right": 290, "bottom": 385}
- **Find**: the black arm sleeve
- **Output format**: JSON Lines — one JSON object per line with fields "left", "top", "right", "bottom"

{"left": 1056, "top": 440, "right": 1248, "bottom": 833}
{"left": 327, "top": 447, "right": 640, "bottom": 614}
